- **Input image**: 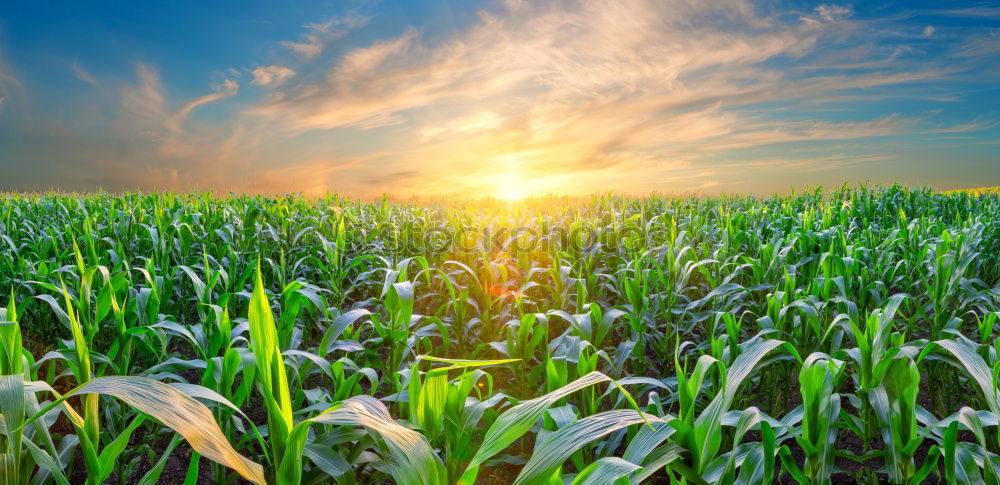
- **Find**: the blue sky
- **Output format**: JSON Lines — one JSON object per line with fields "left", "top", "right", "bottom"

{"left": 0, "top": 0, "right": 997, "bottom": 198}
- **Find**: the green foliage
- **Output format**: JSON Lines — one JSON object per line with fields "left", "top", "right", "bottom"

{"left": 0, "top": 186, "right": 998, "bottom": 484}
{"left": 780, "top": 353, "right": 842, "bottom": 485}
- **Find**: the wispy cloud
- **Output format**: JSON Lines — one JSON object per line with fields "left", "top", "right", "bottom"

{"left": 0, "top": 47, "right": 25, "bottom": 117}
{"left": 732, "top": 153, "right": 894, "bottom": 172}
{"left": 0, "top": 63, "right": 248, "bottom": 193}
{"left": 251, "top": 65, "right": 295, "bottom": 87}
{"left": 240, "top": 0, "right": 993, "bottom": 196}
{"left": 1, "top": 0, "right": 997, "bottom": 196}
{"left": 71, "top": 59, "right": 102, "bottom": 91}
{"left": 954, "top": 31, "right": 1000, "bottom": 58}
{"left": 801, "top": 4, "right": 853, "bottom": 26}
{"left": 280, "top": 14, "right": 369, "bottom": 60}
{"left": 941, "top": 7, "right": 1000, "bottom": 19}
{"left": 419, "top": 110, "right": 503, "bottom": 141}
{"left": 120, "top": 63, "right": 167, "bottom": 129}
{"left": 165, "top": 78, "right": 238, "bottom": 132}
{"left": 254, "top": 0, "right": 819, "bottom": 133}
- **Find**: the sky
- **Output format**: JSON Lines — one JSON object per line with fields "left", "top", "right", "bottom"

{"left": 0, "top": 0, "right": 998, "bottom": 199}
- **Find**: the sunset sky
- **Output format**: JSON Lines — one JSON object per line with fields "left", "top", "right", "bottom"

{"left": 0, "top": 1, "right": 998, "bottom": 198}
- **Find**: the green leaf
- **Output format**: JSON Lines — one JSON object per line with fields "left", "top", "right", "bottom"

{"left": 308, "top": 395, "right": 446, "bottom": 485}
{"left": 248, "top": 264, "right": 294, "bottom": 458}
{"left": 622, "top": 420, "right": 676, "bottom": 464}
{"left": 26, "top": 376, "right": 266, "bottom": 484}
{"left": 0, "top": 374, "right": 25, "bottom": 479}
{"left": 514, "top": 409, "right": 662, "bottom": 485}
{"left": 96, "top": 414, "right": 147, "bottom": 482}
{"left": 138, "top": 434, "right": 185, "bottom": 485}
{"left": 934, "top": 339, "right": 1000, "bottom": 416}
{"left": 467, "top": 371, "right": 612, "bottom": 471}
{"left": 570, "top": 457, "right": 643, "bottom": 485}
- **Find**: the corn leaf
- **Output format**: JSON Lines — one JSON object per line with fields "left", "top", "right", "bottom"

{"left": 514, "top": 409, "right": 662, "bottom": 485}
{"left": 307, "top": 395, "right": 446, "bottom": 485}
{"left": 30, "top": 376, "right": 266, "bottom": 484}
{"left": 569, "top": 457, "right": 643, "bottom": 485}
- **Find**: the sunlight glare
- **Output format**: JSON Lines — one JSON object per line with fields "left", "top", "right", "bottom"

{"left": 494, "top": 164, "right": 530, "bottom": 201}
{"left": 497, "top": 182, "right": 529, "bottom": 201}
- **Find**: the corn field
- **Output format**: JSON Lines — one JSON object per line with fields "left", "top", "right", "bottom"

{"left": 1, "top": 185, "right": 1000, "bottom": 484}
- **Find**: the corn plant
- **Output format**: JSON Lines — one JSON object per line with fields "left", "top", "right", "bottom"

{"left": 869, "top": 356, "right": 940, "bottom": 484}
{"left": 780, "top": 353, "right": 844, "bottom": 485}
{"left": 668, "top": 336, "right": 797, "bottom": 483}
{"left": 0, "top": 186, "right": 999, "bottom": 483}
{"left": 1, "top": 296, "right": 75, "bottom": 485}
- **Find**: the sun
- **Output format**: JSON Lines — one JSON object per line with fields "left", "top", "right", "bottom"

{"left": 495, "top": 172, "right": 530, "bottom": 201}
{"left": 497, "top": 185, "right": 529, "bottom": 201}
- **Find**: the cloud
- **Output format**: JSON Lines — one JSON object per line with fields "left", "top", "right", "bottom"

{"left": 121, "top": 63, "right": 167, "bottom": 127}
{"left": 733, "top": 153, "right": 894, "bottom": 172}
{"left": 0, "top": 48, "right": 25, "bottom": 117}
{"left": 241, "top": 0, "right": 980, "bottom": 198}
{"left": 281, "top": 14, "right": 369, "bottom": 60}
{"left": 253, "top": 0, "right": 819, "bottom": 132}
{"left": 941, "top": 7, "right": 1000, "bottom": 19}
{"left": 815, "top": 4, "right": 852, "bottom": 22}
{"left": 0, "top": 64, "right": 250, "bottom": 193}
{"left": 706, "top": 117, "right": 917, "bottom": 150}
{"left": 251, "top": 65, "right": 295, "bottom": 86}
{"left": 955, "top": 31, "right": 1000, "bottom": 58}
{"left": 3, "top": 0, "right": 997, "bottom": 197}
{"left": 282, "top": 40, "right": 322, "bottom": 60}
{"left": 419, "top": 110, "right": 503, "bottom": 141}
{"left": 164, "top": 78, "right": 238, "bottom": 132}
{"left": 801, "top": 4, "right": 852, "bottom": 26}
{"left": 71, "top": 59, "right": 101, "bottom": 90}
{"left": 332, "top": 28, "right": 417, "bottom": 84}
{"left": 794, "top": 47, "right": 908, "bottom": 71}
